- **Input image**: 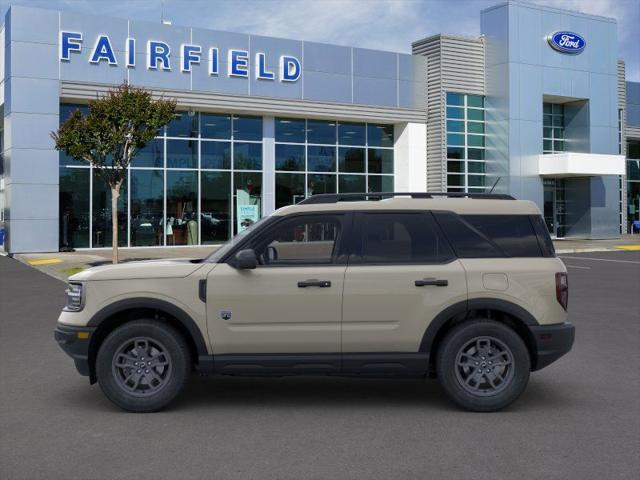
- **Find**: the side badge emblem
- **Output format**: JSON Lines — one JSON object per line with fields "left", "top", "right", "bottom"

{"left": 220, "top": 310, "right": 232, "bottom": 321}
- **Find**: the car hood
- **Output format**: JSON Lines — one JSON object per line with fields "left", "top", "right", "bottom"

{"left": 69, "top": 259, "right": 205, "bottom": 282}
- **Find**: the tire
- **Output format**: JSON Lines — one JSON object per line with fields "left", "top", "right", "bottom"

{"left": 436, "top": 319, "right": 530, "bottom": 412}
{"left": 96, "top": 320, "right": 191, "bottom": 412}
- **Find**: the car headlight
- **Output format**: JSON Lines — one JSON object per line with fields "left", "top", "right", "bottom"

{"left": 64, "top": 283, "right": 84, "bottom": 312}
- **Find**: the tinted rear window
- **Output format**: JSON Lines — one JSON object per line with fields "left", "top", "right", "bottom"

{"left": 433, "top": 212, "right": 504, "bottom": 258}
{"left": 530, "top": 215, "right": 556, "bottom": 257}
{"left": 462, "top": 215, "right": 542, "bottom": 257}
{"left": 355, "top": 212, "right": 455, "bottom": 264}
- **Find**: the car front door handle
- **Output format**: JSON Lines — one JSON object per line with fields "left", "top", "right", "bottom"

{"left": 298, "top": 279, "right": 332, "bottom": 288}
{"left": 415, "top": 278, "right": 448, "bottom": 287}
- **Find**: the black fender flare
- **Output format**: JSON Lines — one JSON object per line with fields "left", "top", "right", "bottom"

{"left": 419, "top": 298, "right": 539, "bottom": 353}
{"left": 87, "top": 297, "right": 209, "bottom": 357}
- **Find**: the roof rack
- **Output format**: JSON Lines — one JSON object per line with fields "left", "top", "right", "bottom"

{"left": 297, "top": 192, "right": 515, "bottom": 205}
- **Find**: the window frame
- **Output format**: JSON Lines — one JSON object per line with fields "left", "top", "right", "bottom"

{"left": 542, "top": 103, "right": 565, "bottom": 154}
{"left": 445, "top": 93, "right": 487, "bottom": 193}
{"left": 349, "top": 211, "right": 457, "bottom": 266}
{"left": 274, "top": 117, "right": 395, "bottom": 209}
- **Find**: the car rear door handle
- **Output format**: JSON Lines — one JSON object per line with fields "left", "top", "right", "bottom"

{"left": 415, "top": 278, "right": 448, "bottom": 287}
{"left": 298, "top": 279, "right": 332, "bottom": 288}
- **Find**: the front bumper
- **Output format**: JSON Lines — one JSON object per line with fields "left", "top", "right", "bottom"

{"left": 529, "top": 321, "right": 575, "bottom": 371}
{"left": 54, "top": 324, "right": 96, "bottom": 377}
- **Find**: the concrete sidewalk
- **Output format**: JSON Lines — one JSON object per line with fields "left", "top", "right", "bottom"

{"left": 552, "top": 234, "right": 640, "bottom": 253}
{"left": 8, "top": 246, "right": 216, "bottom": 281}
{"left": 6, "top": 235, "right": 640, "bottom": 280}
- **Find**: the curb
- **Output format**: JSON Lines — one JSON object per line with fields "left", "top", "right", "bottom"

{"left": 555, "top": 247, "right": 627, "bottom": 254}
{"left": 10, "top": 254, "right": 69, "bottom": 283}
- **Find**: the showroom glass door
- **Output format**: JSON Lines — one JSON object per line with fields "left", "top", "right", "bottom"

{"left": 543, "top": 178, "right": 568, "bottom": 238}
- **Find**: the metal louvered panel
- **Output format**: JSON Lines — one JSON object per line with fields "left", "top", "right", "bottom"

{"left": 618, "top": 61, "right": 626, "bottom": 156}
{"left": 618, "top": 61, "right": 626, "bottom": 110}
{"left": 412, "top": 34, "right": 485, "bottom": 191}
{"left": 627, "top": 125, "right": 640, "bottom": 139}
{"left": 60, "top": 81, "right": 427, "bottom": 124}
{"left": 440, "top": 36, "right": 485, "bottom": 96}
{"left": 414, "top": 37, "right": 445, "bottom": 191}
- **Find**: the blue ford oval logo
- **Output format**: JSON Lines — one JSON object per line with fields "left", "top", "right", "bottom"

{"left": 547, "top": 31, "right": 586, "bottom": 54}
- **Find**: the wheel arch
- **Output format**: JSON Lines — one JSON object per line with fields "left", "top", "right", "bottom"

{"left": 86, "top": 298, "right": 208, "bottom": 383}
{"left": 421, "top": 299, "right": 539, "bottom": 373}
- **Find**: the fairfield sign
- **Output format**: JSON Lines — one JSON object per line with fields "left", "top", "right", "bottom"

{"left": 59, "top": 31, "right": 302, "bottom": 82}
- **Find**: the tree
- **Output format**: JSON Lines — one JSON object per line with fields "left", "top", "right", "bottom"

{"left": 52, "top": 83, "right": 176, "bottom": 263}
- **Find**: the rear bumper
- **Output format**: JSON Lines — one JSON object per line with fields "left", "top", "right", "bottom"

{"left": 54, "top": 324, "right": 96, "bottom": 377}
{"left": 529, "top": 322, "right": 575, "bottom": 371}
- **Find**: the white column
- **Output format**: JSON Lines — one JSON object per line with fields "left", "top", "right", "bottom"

{"left": 262, "top": 116, "right": 276, "bottom": 216}
{"left": 394, "top": 122, "right": 427, "bottom": 192}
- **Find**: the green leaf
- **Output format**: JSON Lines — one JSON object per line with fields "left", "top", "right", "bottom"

{"left": 51, "top": 82, "right": 176, "bottom": 189}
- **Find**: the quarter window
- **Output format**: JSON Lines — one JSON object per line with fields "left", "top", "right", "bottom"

{"left": 462, "top": 215, "right": 542, "bottom": 257}
{"left": 357, "top": 213, "right": 454, "bottom": 264}
{"left": 433, "top": 212, "right": 502, "bottom": 258}
{"left": 435, "top": 212, "right": 545, "bottom": 258}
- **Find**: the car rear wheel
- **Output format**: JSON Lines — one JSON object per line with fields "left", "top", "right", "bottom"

{"left": 96, "top": 320, "right": 191, "bottom": 412}
{"left": 436, "top": 319, "right": 530, "bottom": 412}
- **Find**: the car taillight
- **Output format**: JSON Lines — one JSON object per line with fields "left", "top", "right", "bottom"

{"left": 555, "top": 272, "right": 568, "bottom": 311}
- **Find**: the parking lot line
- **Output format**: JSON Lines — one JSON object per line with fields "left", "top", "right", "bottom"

{"left": 559, "top": 256, "right": 640, "bottom": 264}
{"left": 28, "top": 258, "right": 63, "bottom": 265}
{"left": 565, "top": 265, "right": 591, "bottom": 269}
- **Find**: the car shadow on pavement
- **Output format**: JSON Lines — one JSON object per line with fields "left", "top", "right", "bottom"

{"left": 55, "top": 374, "right": 577, "bottom": 414}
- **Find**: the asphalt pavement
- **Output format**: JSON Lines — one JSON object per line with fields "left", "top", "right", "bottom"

{"left": 1, "top": 251, "right": 639, "bottom": 480}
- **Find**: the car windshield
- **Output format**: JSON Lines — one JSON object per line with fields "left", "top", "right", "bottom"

{"left": 204, "top": 216, "right": 271, "bottom": 263}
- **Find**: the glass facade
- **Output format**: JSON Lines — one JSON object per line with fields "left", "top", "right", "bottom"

{"left": 274, "top": 118, "right": 394, "bottom": 209}
{"left": 445, "top": 92, "right": 486, "bottom": 192}
{"left": 58, "top": 106, "right": 395, "bottom": 248}
{"left": 627, "top": 140, "right": 640, "bottom": 232}
{"left": 58, "top": 104, "right": 263, "bottom": 248}
{"left": 543, "top": 103, "right": 565, "bottom": 154}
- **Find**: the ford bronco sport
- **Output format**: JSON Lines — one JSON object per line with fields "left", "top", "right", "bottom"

{"left": 55, "top": 192, "right": 574, "bottom": 412}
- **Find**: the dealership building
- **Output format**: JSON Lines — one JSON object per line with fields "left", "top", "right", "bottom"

{"left": 1, "top": 1, "right": 639, "bottom": 252}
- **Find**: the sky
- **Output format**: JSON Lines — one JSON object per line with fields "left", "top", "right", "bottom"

{"left": 1, "top": 0, "right": 638, "bottom": 80}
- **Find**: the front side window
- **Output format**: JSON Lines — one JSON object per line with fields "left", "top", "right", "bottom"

{"left": 250, "top": 216, "right": 343, "bottom": 266}
{"left": 356, "top": 213, "right": 454, "bottom": 264}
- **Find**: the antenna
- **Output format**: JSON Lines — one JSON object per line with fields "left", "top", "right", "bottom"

{"left": 161, "top": 1, "right": 172, "bottom": 25}
{"left": 488, "top": 176, "right": 501, "bottom": 194}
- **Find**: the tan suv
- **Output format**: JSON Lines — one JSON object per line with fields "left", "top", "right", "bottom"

{"left": 54, "top": 192, "right": 574, "bottom": 412}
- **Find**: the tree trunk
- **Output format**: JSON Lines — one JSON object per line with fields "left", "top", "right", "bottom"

{"left": 111, "top": 183, "right": 122, "bottom": 264}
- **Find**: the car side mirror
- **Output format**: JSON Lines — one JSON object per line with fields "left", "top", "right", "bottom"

{"left": 232, "top": 249, "right": 258, "bottom": 270}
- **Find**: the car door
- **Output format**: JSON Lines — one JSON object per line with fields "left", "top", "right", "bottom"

{"left": 206, "top": 213, "right": 349, "bottom": 364}
{"left": 341, "top": 211, "right": 467, "bottom": 368}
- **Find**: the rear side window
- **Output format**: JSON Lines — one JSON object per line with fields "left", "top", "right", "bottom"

{"left": 462, "top": 215, "right": 542, "bottom": 257}
{"left": 433, "top": 212, "right": 504, "bottom": 258}
{"left": 355, "top": 212, "right": 454, "bottom": 264}
{"left": 530, "top": 215, "right": 556, "bottom": 257}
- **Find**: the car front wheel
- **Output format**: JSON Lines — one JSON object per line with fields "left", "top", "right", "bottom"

{"left": 96, "top": 320, "right": 191, "bottom": 412}
{"left": 436, "top": 319, "right": 530, "bottom": 412}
